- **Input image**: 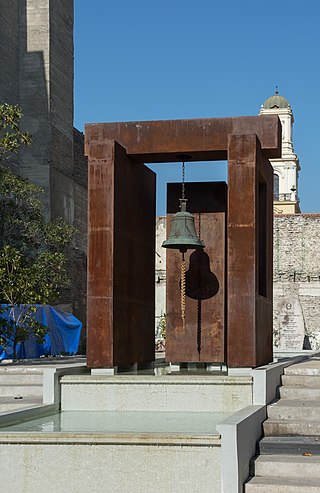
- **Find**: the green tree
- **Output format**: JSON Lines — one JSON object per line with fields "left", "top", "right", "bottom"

{"left": 0, "top": 103, "right": 76, "bottom": 358}
{"left": 0, "top": 103, "right": 31, "bottom": 160}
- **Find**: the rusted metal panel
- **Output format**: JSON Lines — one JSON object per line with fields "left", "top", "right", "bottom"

{"left": 113, "top": 143, "right": 156, "bottom": 366}
{"left": 86, "top": 140, "right": 155, "bottom": 368}
{"left": 85, "top": 116, "right": 281, "bottom": 162}
{"left": 227, "top": 134, "right": 273, "bottom": 367}
{"left": 165, "top": 182, "right": 227, "bottom": 363}
{"left": 87, "top": 141, "right": 115, "bottom": 368}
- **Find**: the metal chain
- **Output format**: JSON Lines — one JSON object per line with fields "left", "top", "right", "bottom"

{"left": 180, "top": 161, "right": 186, "bottom": 328}
{"left": 181, "top": 252, "right": 186, "bottom": 328}
{"left": 197, "top": 213, "right": 202, "bottom": 358}
{"left": 181, "top": 161, "right": 185, "bottom": 200}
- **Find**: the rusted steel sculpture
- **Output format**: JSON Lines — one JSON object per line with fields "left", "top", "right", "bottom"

{"left": 85, "top": 116, "right": 281, "bottom": 368}
{"left": 166, "top": 182, "right": 227, "bottom": 364}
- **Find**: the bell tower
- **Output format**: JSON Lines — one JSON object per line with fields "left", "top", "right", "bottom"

{"left": 260, "top": 87, "right": 301, "bottom": 214}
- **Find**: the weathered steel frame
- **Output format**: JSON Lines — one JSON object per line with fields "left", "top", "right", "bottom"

{"left": 85, "top": 116, "right": 281, "bottom": 368}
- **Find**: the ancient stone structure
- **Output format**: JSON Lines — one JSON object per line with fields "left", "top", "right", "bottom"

{"left": 0, "top": 0, "right": 87, "bottom": 327}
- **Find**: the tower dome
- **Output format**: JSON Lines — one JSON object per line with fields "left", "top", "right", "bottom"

{"left": 259, "top": 87, "right": 300, "bottom": 214}
{"left": 263, "top": 87, "right": 290, "bottom": 109}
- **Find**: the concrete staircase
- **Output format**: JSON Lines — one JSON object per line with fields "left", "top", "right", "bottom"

{"left": 0, "top": 367, "right": 43, "bottom": 411}
{"left": 245, "top": 357, "right": 320, "bottom": 492}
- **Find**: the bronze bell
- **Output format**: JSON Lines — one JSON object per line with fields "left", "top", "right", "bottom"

{"left": 162, "top": 199, "right": 205, "bottom": 253}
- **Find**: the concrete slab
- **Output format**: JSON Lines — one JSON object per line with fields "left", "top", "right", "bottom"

{"left": 0, "top": 396, "right": 42, "bottom": 412}
{"left": 280, "top": 386, "right": 320, "bottom": 400}
{"left": 268, "top": 399, "right": 320, "bottom": 421}
{"left": 282, "top": 374, "right": 320, "bottom": 387}
{"left": 0, "top": 383, "right": 42, "bottom": 397}
{"left": 253, "top": 454, "right": 320, "bottom": 478}
{"left": 285, "top": 358, "right": 320, "bottom": 376}
{"left": 264, "top": 418, "right": 320, "bottom": 436}
{"left": 0, "top": 373, "right": 43, "bottom": 384}
{"left": 258, "top": 436, "right": 320, "bottom": 455}
{"left": 245, "top": 476, "right": 320, "bottom": 492}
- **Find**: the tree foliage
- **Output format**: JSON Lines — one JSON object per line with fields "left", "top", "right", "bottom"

{"left": 0, "top": 103, "right": 76, "bottom": 358}
{"left": 0, "top": 104, "right": 31, "bottom": 160}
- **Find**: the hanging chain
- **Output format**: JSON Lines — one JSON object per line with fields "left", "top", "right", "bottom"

{"left": 181, "top": 161, "right": 185, "bottom": 201}
{"left": 197, "top": 213, "right": 202, "bottom": 359}
{"left": 180, "top": 160, "right": 186, "bottom": 328}
{"left": 181, "top": 252, "right": 186, "bottom": 328}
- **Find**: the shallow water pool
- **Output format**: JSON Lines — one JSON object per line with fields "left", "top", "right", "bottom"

{"left": 0, "top": 410, "right": 230, "bottom": 435}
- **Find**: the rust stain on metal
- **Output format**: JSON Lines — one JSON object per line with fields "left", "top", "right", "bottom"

{"left": 85, "top": 116, "right": 281, "bottom": 162}
{"left": 165, "top": 182, "right": 227, "bottom": 363}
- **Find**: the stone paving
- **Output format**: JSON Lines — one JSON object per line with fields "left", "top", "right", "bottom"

{"left": 0, "top": 356, "right": 86, "bottom": 412}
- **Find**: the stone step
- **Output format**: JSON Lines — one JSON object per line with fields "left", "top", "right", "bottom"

{"left": 0, "top": 367, "right": 44, "bottom": 374}
{"left": 284, "top": 360, "right": 320, "bottom": 376}
{"left": 280, "top": 386, "right": 320, "bottom": 400}
{"left": 258, "top": 436, "right": 320, "bottom": 455}
{"left": 268, "top": 399, "right": 320, "bottom": 421}
{"left": 245, "top": 476, "right": 320, "bottom": 492}
{"left": 252, "top": 454, "right": 320, "bottom": 478}
{"left": 0, "top": 374, "right": 43, "bottom": 385}
{"left": 264, "top": 418, "right": 320, "bottom": 437}
{"left": 0, "top": 396, "right": 43, "bottom": 411}
{"left": 282, "top": 374, "right": 320, "bottom": 388}
{"left": 0, "top": 383, "right": 43, "bottom": 397}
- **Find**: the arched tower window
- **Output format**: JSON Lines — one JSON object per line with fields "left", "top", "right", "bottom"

{"left": 274, "top": 174, "right": 279, "bottom": 200}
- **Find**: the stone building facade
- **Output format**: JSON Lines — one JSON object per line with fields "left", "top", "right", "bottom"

{"left": 0, "top": 0, "right": 87, "bottom": 327}
{"left": 274, "top": 214, "right": 320, "bottom": 350}
{"left": 155, "top": 217, "right": 166, "bottom": 340}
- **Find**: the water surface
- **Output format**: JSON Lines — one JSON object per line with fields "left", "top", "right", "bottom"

{"left": 0, "top": 410, "right": 230, "bottom": 435}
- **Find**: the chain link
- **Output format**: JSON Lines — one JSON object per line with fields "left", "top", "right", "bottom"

{"left": 181, "top": 161, "right": 185, "bottom": 200}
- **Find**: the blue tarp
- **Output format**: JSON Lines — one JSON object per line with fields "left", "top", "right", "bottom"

{"left": 0, "top": 305, "right": 82, "bottom": 359}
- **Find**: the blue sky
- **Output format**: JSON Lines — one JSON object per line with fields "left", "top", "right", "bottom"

{"left": 74, "top": 0, "right": 320, "bottom": 215}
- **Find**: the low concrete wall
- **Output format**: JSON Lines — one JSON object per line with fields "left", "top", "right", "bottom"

{"left": 43, "top": 364, "right": 87, "bottom": 406}
{"left": 217, "top": 405, "right": 266, "bottom": 493}
{"left": 252, "top": 355, "right": 314, "bottom": 405}
{"left": 60, "top": 374, "right": 253, "bottom": 412}
{"left": 0, "top": 434, "right": 221, "bottom": 493}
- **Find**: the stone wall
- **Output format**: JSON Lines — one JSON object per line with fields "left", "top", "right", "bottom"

{"left": 274, "top": 214, "right": 320, "bottom": 349}
{"left": 0, "top": 0, "right": 20, "bottom": 105}
{"left": 0, "top": 0, "right": 20, "bottom": 172}
{"left": 73, "top": 129, "right": 87, "bottom": 253}
{"left": 155, "top": 214, "right": 320, "bottom": 351}
{"left": 59, "top": 129, "right": 87, "bottom": 336}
